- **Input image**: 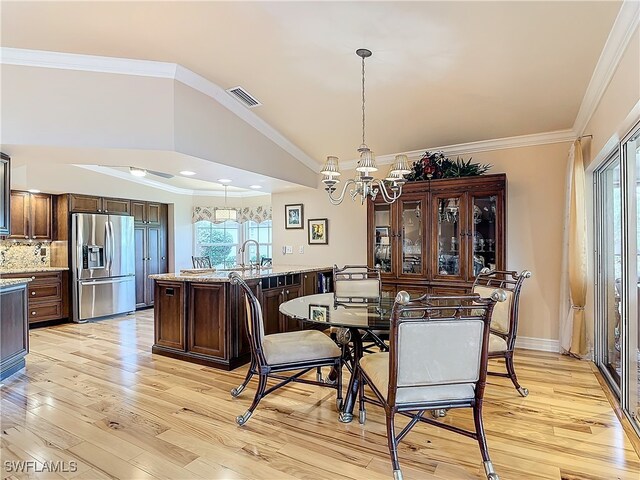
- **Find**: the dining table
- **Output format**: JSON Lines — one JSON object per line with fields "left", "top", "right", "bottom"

{"left": 279, "top": 292, "right": 395, "bottom": 423}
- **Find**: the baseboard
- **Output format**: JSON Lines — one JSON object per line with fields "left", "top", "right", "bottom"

{"left": 515, "top": 336, "right": 560, "bottom": 353}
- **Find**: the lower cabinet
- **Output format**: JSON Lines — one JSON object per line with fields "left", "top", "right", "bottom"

{"left": 0, "top": 283, "right": 29, "bottom": 380}
{"left": 151, "top": 270, "right": 333, "bottom": 370}
{"left": 0, "top": 271, "right": 68, "bottom": 324}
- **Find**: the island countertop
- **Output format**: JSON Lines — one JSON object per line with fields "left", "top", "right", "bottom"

{"left": 150, "top": 265, "right": 333, "bottom": 283}
{"left": 0, "top": 278, "right": 33, "bottom": 288}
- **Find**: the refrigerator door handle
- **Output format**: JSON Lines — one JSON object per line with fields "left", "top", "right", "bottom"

{"left": 109, "top": 220, "right": 115, "bottom": 274}
{"left": 105, "top": 220, "right": 112, "bottom": 274}
{"left": 80, "top": 277, "right": 133, "bottom": 286}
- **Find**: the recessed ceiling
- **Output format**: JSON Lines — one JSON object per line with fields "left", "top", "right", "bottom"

{"left": 5, "top": 145, "right": 301, "bottom": 195}
{"left": 0, "top": 1, "right": 621, "bottom": 164}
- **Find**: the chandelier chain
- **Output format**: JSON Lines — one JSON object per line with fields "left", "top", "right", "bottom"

{"left": 361, "top": 54, "right": 366, "bottom": 146}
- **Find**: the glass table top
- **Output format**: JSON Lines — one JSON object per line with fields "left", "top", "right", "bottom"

{"left": 279, "top": 293, "right": 394, "bottom": 329}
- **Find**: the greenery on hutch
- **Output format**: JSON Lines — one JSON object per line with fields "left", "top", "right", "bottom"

{"left": 406, "top": 151, "right": 492, "bottom": 182}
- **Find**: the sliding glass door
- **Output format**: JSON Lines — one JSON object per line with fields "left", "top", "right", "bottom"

{"left": 595, "top": 121, "right": 640, "bottom": 434}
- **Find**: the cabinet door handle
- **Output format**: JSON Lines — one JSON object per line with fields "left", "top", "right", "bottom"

{"left": 31, "top": 291, "right": 36, "bottom": 296}
{"left": 24, "top": 235, "right": 28, "bottom": 239}
{"left": 161, "top": 256, "right": 166, "bottom": 260}
{"left": 31, "top": 311, "right": 37, "bottom": 316}
{"left": 105, "top": 210, "right": 109, "bottom": 213}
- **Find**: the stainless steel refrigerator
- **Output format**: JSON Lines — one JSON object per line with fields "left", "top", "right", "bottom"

{"left": 71, "top": 213, "right": 135, "bottom": 322}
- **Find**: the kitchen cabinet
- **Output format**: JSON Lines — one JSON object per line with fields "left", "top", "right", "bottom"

{"left": 368, "top": 174, "right": 506, "bottom": 294}
{"left": 69, "top": 194, "right": 131, "bottom": 214}
{"left": 134, "top": 203, "right": 168, "bottom": 308}
{"left": 0, "top": 282, "right": 29, "bottom": 380}
{"left": 9, "top": 191, "right": 52, "bottom": 240}
{"left": 152, "top": 268, "right": 333, "bottom": 371}
{"left": 0, "top": 152, "right": 10, "bottom": 236}
{"left": 0, "top": 271, "right": 68, "bottom": 324}
{"left": 132, "top": 201, "right": 161, "bottom": 225}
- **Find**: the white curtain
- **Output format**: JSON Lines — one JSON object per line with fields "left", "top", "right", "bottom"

{"left": 192, "top": 205, "right": 272, "bottom": 224}
{"left": 560, "top": 140, "right": 588, "bottom": 356}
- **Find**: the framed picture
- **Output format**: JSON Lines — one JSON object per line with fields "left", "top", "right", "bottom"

{"left": 375, "top": 226, "right": 390, "bottom": 245}
{"left": 285, "top": 204, "right": 304, "bottom": 229}
{"left": 308, "top": 218, "right": 328, "bottom": 245}
{"left": 309, "top": 304, "right": 329, "bottom": 323}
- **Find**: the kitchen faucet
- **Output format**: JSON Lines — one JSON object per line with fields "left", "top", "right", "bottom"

{"left": 239, "top": 239, "right": 260, "bottom": 270}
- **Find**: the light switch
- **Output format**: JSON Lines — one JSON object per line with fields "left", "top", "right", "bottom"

{"left": 281, "top": 246, "right": 287, "bottom": 255}
{"left": 299, "top": 246, "right": 304, "bottom": 254}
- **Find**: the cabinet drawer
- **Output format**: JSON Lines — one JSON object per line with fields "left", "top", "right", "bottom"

{"left": 28, "top": 283, "right": 62, "bottom": 303}
{"left": 2, "top": 272, "right": 63, "bottom": 285}
{"left": 28, "top": 302, "right": 62, "bottom": 323}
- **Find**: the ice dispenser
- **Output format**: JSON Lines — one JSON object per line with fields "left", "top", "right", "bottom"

{"left": 82, "top": 245, "right": 105, "bottom": 269}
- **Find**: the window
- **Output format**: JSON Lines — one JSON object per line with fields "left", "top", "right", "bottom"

{"left": 194, "top": 220, "right": 272, "bottom": 268}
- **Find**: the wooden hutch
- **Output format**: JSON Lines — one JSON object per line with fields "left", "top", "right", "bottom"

{"left": 367, "top": 173, "right": 506, "bottom": 296}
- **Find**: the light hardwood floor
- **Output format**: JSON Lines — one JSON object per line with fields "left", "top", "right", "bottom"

{"left": 1, "top": 310, "right": 639, "bottom": 480}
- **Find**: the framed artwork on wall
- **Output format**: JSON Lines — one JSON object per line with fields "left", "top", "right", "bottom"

{"left": 308, "top": 218, "right": 328, "bottom": 245}
{"left": 285, "top": 204, "right": 304, "bottom": 229}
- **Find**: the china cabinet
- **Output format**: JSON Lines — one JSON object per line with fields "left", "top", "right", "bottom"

{"left": 367, "top": 174, "right": 506, "bottom": 295}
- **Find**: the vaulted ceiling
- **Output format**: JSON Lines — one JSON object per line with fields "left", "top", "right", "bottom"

{"left": 0, "top": 1, "right": 621, "bottom": 165}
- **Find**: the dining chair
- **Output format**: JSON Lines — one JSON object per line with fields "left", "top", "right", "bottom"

{"left": 472, "top": 268, "right": 531, "bottom": 396}
{"left": 192, "top": 256, "right": 212, "bottom": 268}
{"left": 333, "top": 265, "right": 388, "bottom": 353}
{"left": 357, "top": 289, "right": 507, "bottom": 480}
{"left": 228, "top": 272, "right": 343, "bottom": 425}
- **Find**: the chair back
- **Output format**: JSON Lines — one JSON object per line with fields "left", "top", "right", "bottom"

{"left": 387, "top": 291, "right": 505, "bottom": 406}
{"left": 229, "top": 272, "right": 266, "bottom": 365}
{"left": 472, "top": 269, "right": 530, "bottom": 345}
{"left": 192, "top": 256, "right": 212, "bottom": 268}
{"left": 333, "top": 265, "right": 381, "bottom": 302}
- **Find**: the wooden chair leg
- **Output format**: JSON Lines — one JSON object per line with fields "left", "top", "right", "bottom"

{"left": 385, "top": 409, "right": 403, "bottom": 480}
{"left": 505, "top": 352, "right": 528, "bottom": 397}
{"left": 473, "top": 401, "right": 499, "bottom": 480}
{"left": 236, "top": 371, "right": 267, "bottom": 426}
{"left": 231, "top": 359, "right": 255, "bottom": 397}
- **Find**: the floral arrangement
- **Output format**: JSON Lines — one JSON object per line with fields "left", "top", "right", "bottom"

{"left": 405, "top": 151, "right": 491, "bottom": 181}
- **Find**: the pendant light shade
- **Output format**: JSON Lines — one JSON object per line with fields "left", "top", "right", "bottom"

{"left": 320, "top": 156, "right": 341, "bottom": 176}
{"left": 356, "top": 148, "right": 378, "bottom": 174}
{"left": 215, "top": 185, "right": 237, "bottom": 222}
{"left": 390, "top": 154, "right": 411, "bottom": 175}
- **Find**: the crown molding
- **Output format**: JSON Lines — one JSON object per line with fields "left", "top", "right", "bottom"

{"left": 573, "top": 0, "right": 640, "bottom": 136}
{"left": 75, "top": 165, "right": 266, "bottom": 197}
{"left": 1, "top": 47, "right": 319, "bottom": 173}
{"left": 340, "top": 129, "right": 577, "bottom": 170}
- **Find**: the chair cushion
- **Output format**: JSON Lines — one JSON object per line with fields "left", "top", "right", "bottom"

{"left": 359, "top": 353, "right": 476, "bottom": 404}
{"left": 489, "top": 333, "right": 508, "bottom": 353}
{"left": 474, "top": 285, "right": 513, "bottom": 335}
{"left": 262, "top": 330, "right": 341, "bottom": 366}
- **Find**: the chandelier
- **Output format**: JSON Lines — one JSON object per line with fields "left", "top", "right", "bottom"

{"left": 321, "top": 49, "right": 411, "bottom": 205}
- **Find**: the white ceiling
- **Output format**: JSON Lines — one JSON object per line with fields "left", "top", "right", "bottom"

{"left": 0, "top": 1, "right": 621, "bottom": 165}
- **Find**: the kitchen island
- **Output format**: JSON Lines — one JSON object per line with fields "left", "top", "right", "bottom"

{"left": 150, "top": 266, "right": 333, "bottom": 370}
{"left": 0, "top": 278, "right": 31, "bottom": 380}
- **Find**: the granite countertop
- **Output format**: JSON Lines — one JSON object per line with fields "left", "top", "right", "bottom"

{"left": 0, "top": 278, "right": 33, "bottom": 288}
{"left": 150, "top": 265, "right": 332, "bottom": 283}
{"left": 0, "top": 266, "right": 69, "bottom": 275}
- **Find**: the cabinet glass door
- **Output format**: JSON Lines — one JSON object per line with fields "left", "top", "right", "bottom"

{"left": 373, "top": 204, "right": 393, "bottom": 274}
{"left": 471, "top": 195, "right": 498, "bottom": 277}
{"left": 400, "top": 198, "right": 425, "bottom": 276}
{"left": 433, "top": 194, "right": 465, "bottom": 280}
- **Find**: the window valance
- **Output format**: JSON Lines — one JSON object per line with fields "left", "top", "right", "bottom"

{"left": 192, "top": 205, "right": 272, "bottom": 224}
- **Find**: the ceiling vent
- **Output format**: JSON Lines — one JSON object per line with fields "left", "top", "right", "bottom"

{"left": 226, "top": 86, "right": 261, "bottom": 108}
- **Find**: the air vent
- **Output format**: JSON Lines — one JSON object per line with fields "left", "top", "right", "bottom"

{"left": 226, "top": 86, "right": 261, "bottom": 108}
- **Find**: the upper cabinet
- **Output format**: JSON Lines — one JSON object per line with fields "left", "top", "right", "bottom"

{"left": 132, "top": 201, "right": 161, "bottom": 225}
{"left": 0, "top": 153, "right": 10, "bottom": 235}
{"left": 368, "top": 174, "right": 506, "bottom": 291}
{"left": 9, "top": 191, "right": 52, "bottom": 241}
{"left": 69, "top": 194, "right": 130, "bottom": 215}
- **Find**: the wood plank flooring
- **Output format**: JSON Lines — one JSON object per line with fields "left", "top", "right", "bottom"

{"left": 1, "top": 309, "right": 639, "bottom": 479}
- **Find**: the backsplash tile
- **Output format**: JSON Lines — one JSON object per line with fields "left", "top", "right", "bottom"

{"left": 0, "top": 240, "right": 51, "bottom": 269}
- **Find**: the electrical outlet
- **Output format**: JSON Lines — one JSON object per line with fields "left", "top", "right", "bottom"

{"left": 285, "top": 245, "right": 293, "bottom": 254}
{"left": 298, "top": 246, "right": 304, "bottom": 254}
